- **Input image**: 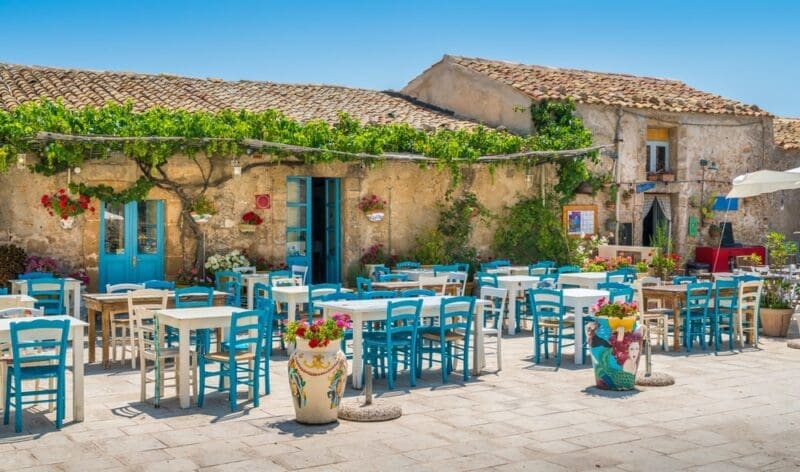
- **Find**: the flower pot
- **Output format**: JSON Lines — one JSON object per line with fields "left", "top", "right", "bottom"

{"left": 59, "top": 216, "right": 75, "bottom": 229}
{"left": 586, "top": 316, "right": 644, "bottom": 391}
{"left": 760, "top": 308, "right": 793, "bottom": 337}
{"left": 238, "top": 224, "right": 257, "bottom": 233}
{"left": 660, "top": 173, "right": 675, "bottom": 182}
{"left": 287, "top": 338, "right": 347, "bottom": 424}
{"left": 646, "top": 174, "right": 658, "bottom": 182}
{"left": 365, "top": 210, "right": 384, "bottom": 222}
{"left": 190, "top": 212, "right": 212, "bottom": 224}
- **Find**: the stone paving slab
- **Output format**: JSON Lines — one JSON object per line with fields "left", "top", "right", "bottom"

{"left": 1, "top": 325, "right": 799, "bottom": 471}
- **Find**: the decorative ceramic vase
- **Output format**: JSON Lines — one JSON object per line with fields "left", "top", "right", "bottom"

{"left": 586, "top": 316, "right": 644, "bottom": 390}
{"left": 190, "top": 212, "right": 211, "bottom": 224}
{"left": 287, "top": 338, "right": 347, "bottom": 424}
{"left": 59, "top": 216, "right": 75, "bottom": 230}
{"left": 365, "top": 210, "right": 384, "bottom": 222}
{"left": 238, "top": 224, "right": 257, "bottom": 233}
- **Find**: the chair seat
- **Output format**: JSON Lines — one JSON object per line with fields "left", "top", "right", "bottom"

{"left": 421, "top": 331, "right": 464, "bottom": 343}
{"left": 10, "top": 364, "right": 61, "bottom": 379}
{"left": 221, "top": 341, "right": 251, "bottom": 351}
{"left": 204, "top": 350, "right": 255, "bottom": 363}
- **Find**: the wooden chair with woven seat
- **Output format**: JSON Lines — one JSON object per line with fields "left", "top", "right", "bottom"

{"left": 735, "top": 280, "right": 763, "bottom": 350}
{"left": 634, "top": 277, "right": 671, "bottom": 351}
{"left": 528, "top": 288, "right": 575, "bottom": 367}
{"left": 106, "top": 283, "right": 145, "bottom": 366}
{"left": 478, "top": 287, "right": 506, "bottom": 372}
{"left": 0, "top": 307, "right": 45, "bottom": 414}
{"left": 125, "top": 289, "right": 169, "bottom": 369}
{"left": 417, "top": 296, "right": 477, "bottom": 383}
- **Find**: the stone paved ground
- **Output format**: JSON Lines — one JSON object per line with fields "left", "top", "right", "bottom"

{"left": 1, "top": 324, "right": 799, "bottom": 472}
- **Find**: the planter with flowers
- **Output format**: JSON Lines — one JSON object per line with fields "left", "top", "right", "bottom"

{"left": 285, "top": 314, "right": 351, "bottom": 424}
{"left": 358, "top": 194, "right": 386, "bottom": 222}
{"left": 25, "top": 255, "right": 60, "bottom": 275}
{"left": 239, "top": 211, "right": 263, "bottom": 233}
{"left": 40, "top": 189, "right": 95, "bottom": 229}
{"left": 586, "top": 299, "right": 644, "bottom": 391}
{"left": 648, "top": 248, "right": 680, "bottom": 281}
{"left": 190, "top": 195, "right": 217, "bottom": 224}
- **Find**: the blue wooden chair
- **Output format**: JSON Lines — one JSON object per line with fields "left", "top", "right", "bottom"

{"left": 557, "top": 265, "right": 581, "bottom": 274}
{"left": 494, "top": 259, "right": 511, "bottom": 267}
{"left": 371, "top": 265, "right": 391, "bottom": 280}
{"left": 712, "top": 279, "right": 738, "bottom": 351}
{"left": 608, "top": 286, "right": 635, "bottom": 303}
{"left": 174, "top": 286, "right": 214, "bottom": 349}
{"left": 528, "top": 288, "right": 575, "bottom": 367}
{"left": 355, "top": 277, "right": 372, "bottom": 296}
{"left": 0, "top": 287, "right": 7, "bottom": 295}
{"left": 215, "top": 271, "right": 242, "bottom": 306}
{"left": 291, "top": 265, "right": 309, "bottom": 285}
{"left": 400, "top": 288, "right": 436, "bottom": 297}
{"left": 537, "top": 273, "right": 559, "bottom": 289}
{"left": 4, "top": 318, "right": 70, "bottom": 432}
{"left": 480, "top": 261, "right": 500, "bottom": 272}
{"left": 432, "top": 264, "right": 458, "bottom": 276}
{"left": 363, "top": 299, "right": 422, "bottom": 390}
{"left": 683, "top": 282, "right": 712, "bottom": 352}
{"left": 528, "top": 262, "right": 551, "bottom": 275}
{"left": 378, "top": 273, "right": 410, "bottom": 282}
{"left": 672, "top": 276, "right": 697, "bottom": 285}
{"left": 27, "top": 278, "right": 65, "bottom": 315}
{"left": 269, "top": 270, "right": 295, "bottom": 286}
{"left": 454, "top": 262, "right": 470, "bottom": 272}
{"left": 418, "top": 296, "right": 476, "bottom": 383}
{"left": 396, "top": 261, "right": 420, "bottom": 270}
{"left": 253, "top": 282, "right": 286, "bottom": 351}
{"left": 307, "top": 283, "right": 341, "bottom": 323}
{"left": 18, "top": 272, "right": 53, "bottom": 280}
{"left": 475, "top": 272, "right": 499, "bottom": 290}
{"left": 606, "top": 269, "right": 634, "bottom": 284}
{"left": 143, "top": 280, "right": 176, "bottom": 290}
{"left": 360, "top": 290, "right": 396, "bottom": 300}
{"left": 222, "top": 280, "right": 242, "bottom": 307}
{"left": 197, "top": 310, "right": 269, "bottom": 411}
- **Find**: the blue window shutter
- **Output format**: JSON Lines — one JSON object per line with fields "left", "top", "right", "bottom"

{"left": 713, "top": 196, "right": 739, "bottom": 211}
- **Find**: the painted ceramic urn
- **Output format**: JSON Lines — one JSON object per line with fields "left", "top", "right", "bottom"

{"left": 585, "top": 316, "right": 644, "bottom": 390}
{"left": 287, "top": 338, "right": 347, "bottom": 424}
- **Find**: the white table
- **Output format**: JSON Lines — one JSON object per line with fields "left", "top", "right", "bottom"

{"left": 0, "top": 295, "right": 37, "bottom": 309}
{"left": 270, "top": 286, "right": 351, "bottom": 322}
{"left": 316, "top": 296, "right": 485, "bottom": 389}
{"left": 11, "top": 278, "right": 82, "bottom": 317}
{"left": 0, "top": 315, "right": 87, "bottom": 422}
{"left": 155, "top": 306, "right": 247, "bottom": 408}
{"left": 394, "top": 269, "right": 434, "bottom": 281}
{"left": 558, "top": 272, "right": 614, "bottom": 289}
{"left": 496, "top": 275, "right": 540, "bottom": 334}
{"left": 562, "top": 288, "right": 608, "bottom": 365}
{"left": 488, "top": 266, "right": 530, "bottom": 276}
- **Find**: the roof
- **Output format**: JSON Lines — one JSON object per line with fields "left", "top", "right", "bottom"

{"left": 774, "top": 118, "right": 800, "bottom": 150}
{"left": 0, "top": 63, "right": 475, "bottom": 130}
{"left": 443, "top": 55, "right": 768, "bottom": 117}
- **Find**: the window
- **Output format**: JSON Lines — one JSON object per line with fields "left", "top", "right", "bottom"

{"left": 646, "top": 141, "right": 669, "bottom": 174}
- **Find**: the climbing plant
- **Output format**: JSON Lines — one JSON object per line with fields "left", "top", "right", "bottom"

{"left": 492, "top": 194, "right": 575, "bottom": 264}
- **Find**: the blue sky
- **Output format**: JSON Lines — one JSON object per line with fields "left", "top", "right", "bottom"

{"left": 1, "top": 1, "right": 798, "bottom": 117}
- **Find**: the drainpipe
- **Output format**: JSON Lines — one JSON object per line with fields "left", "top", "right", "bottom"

{"left": 614, "top": 107, "right": 624, "bottom": 243}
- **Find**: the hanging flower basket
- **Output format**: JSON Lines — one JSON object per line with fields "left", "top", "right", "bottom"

{"left": 190, "top": 212, "right": 212, "bottom": 224}
{"left": 365, "top": 210, "right": 384, "bottom": 222}
{"left": 59, "top": 216, "right": 76, "bottom": 230}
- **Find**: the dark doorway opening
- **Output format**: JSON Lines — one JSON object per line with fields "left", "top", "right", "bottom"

{"left": 642, "top": 199, "right": 668, "bottom": 246}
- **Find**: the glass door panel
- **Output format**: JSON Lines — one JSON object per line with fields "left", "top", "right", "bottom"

{"left": 286, "top": 177, "right": 312, "bottom": 277}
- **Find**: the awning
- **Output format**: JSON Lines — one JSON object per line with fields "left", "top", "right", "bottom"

{"left": 727, "top": 166, "right": 800, "bottom": 198}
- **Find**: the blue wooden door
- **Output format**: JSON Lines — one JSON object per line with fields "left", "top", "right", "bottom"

{"left": 324, "top": 178, "right": 341, "bottom": 283}
{"left": 99, "top": 200, "right": 165, "bottom": 289}
{"left": 286, "top": 177, "right": 312, "bottom": 278}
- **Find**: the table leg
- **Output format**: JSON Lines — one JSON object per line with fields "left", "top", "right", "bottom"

{"left": 71, "top": 326, "right": 85, "bottom": 422}
{"left": 247, "top": 279, "right": 254, "bottom": 310}
{"left": 574, "top": 302, "right": 585, "bottom": 365}
{"left": 178, "top": 324, "right": 191, "bottom": 408}
{"left": 88, "top": 308, "right": 97, "bottom": 364}
{"left": 472, "top": 304, "right": 484, "bottom": 375}
{"left": 672, "top": 296, "right": 682, "bottom": 351}
{"left": 351, "top": 313, "right": 364, "bottom": 389}
{"left": 287, "top": 298, "right": 297, "bottom": 323}
{"left": 507, "top": 287, "right": 517, "bottom": 335}
{"left": 101, "top": 308, "right": 110, "bottom": 369}
{"left": 72, "top": 286, "right": 81, "bottom": 319}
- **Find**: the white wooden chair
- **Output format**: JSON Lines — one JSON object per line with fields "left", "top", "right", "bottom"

{"left": 291, "top": 265, "right": 309, "bottom": 285}
{"left": 478, "top": 287, "right": 506, "bottom": 372}
{"left": 419, "top": 275, "right": 448, "bottom": 295}
{"left": 123, "top": 289, "right": 168, "bottom": 369}
{"left": 232, "top": 266, "right": 256, "bottom": 274}
{"left": 634, "top": 277, "right": 670, "bottom": 351}
{"left": 106, "top": 283, "right": 145, "bottom": 366}
{"left": 446, "top": 272, "right": 468, "bottom": 296}
{"left": 735, "top": 280, "right": 763, "bottom": 350}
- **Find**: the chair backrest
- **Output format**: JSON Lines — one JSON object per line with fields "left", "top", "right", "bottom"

{"left": 10, "top": 318, "right": 70, "bottom": 371}
{"left": 480, "top": 261, "right": 499, "bottom": 272}
{"left": 528, "top": 262, "right": 551, "bottom": 276}
{"left": 493, "top": 259, "right": 511, "bottom": 267}
{"left": 126, "top": 288, "right": 168, "bottom": 315}
{"left": 685, "top": 282, "right": 712, "bottom": 312}
{"left": 528, "top": 288, "right": 565, "bottom": 318}
{"left": 252, "top": 282, "right": 275, "bottom": 312}
{"left": 480, "top": 286, "right": 507, "bottom": 327}
{"left": 360, "top": 290, "right": 396, "bottom": 300}
{"left": 371, "top": 265, "right": 390, "bottom": 280}
{"left": 475, "top": 272, "right": 498, "bottom": 289}
{"left": 269, "top": 270, "right": 299, "bottom": 286}
{"left": 309, "top": 283, "right": 341, "bottom": 314}
{"left": 18, "top": 272, "right": 53, "bottom": 280}
{"left": 223, "top": 280, "right": 242, "bottom": 307}
{"left": 454, "top": 262, "right": 470, "bottom": 272}
{"left": 439, "top": 296, "right": 476, "bottom": 339}
{"left": 214, "top": 271, "right": 242, "bottom": 292}
{"left": 224, "top": 310, "right": 268, "bottom": 358}
{"left": 737, "top": 280, "right": 763, "bottom": 314}
{"left": 539, "top": 260, "right": 556, "bottom": 269}
{"left": 291, "top": 265, "right": 309, "bottom": 285}
{"left": 400, "top": 288, "right": 436, "bottom": 297}
{"left": 537, "top": 273, "right": 559, "bottom": 289}
{"left": 174, "top": 286, "right": 214, "bottom": 308}
{"left": 418, "top": 275, "right": 448, "bottom": 295}
{"left": 638, "top": 276, "right": 661, "bottom": 287}
{"left": 672, "top": 276, "right": 697, "bottom": 285}
{"left": 384, "top": 299, "right": 422, "bottom": 344}
{"left": 355, "top": 276, "right": 372, "bottom": 295}
{"left": 378, "top": 273, "right": 409, "bottom": 282}
{"left": 0, "top": 307, "right": 44, "bottom": 318}
{"left": 446, "top": 272, "right": 468, "bottom": 296}
{"left": 321, "top": 291, "right": 358, "bottom": 302}
{"left": 714, "top": 279, "right": 739, "bottom": 310}
{"left": 106, "top": 283, "right": 145, "bottom": 293}
{"left": 232, "top": 266, "right": 257, "bottom": 274}
{"left": 28, "top": 278, "right": 65, "bottom": 315}
{"left": 608, "top": 286, "right": 635, "bottom": 303}
{"left": 606, "top": 269, "right": 634, "bottom": 284}
{"left": 732, "top": 274, "right": 762, "bottom": 283}
{"left": 597, "top": 282, "right": 630, "bottom": 292}
{"left": 396, "top": 261, "right": 420, "bottom": 270}
{"left": 557, "top": 265, "right": 581, "bottom": 274}
{"left": 432, "top": 264, "right": 458, "bottom": 276}
{"left": 143, "top": 279, "right": 176, "bottom": 290}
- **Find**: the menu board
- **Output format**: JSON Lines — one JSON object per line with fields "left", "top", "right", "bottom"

{"left": 563, "top": 205, "right": 598, "bottom": 236}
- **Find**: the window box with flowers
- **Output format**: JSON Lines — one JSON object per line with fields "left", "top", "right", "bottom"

{"left": 586, "top": 298, "right": 644, "bottom": 390}
{"left": 239, "top": 211, "right": 263, "bottom": 233}
{"left": 358, "top": 194, "right": 386, "bottom": 222}
{"left": 40, "top": 189, "right": 96, "bottom": 229}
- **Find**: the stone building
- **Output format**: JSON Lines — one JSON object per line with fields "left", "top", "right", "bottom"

{"left": 403, "top": 55, "right": 795, "bottom": 256}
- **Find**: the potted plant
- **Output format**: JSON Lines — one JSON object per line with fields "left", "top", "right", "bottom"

{"left": 190, "top": 195, "right": 217, "bottom": 223}
{"left": 765, "top": 231, "right": 797, "bottom": 269}
{"left": 360, "top": 243, "right": 388, "bottom": 279}
{"left": 708, "top": 223, "right": 721, "bottom": 239}
{"left": 604, "top": 184, "right": 619, "bottom": 209}
{"left": 40, "top": 189, "right": 96, "bottom": 229}
{"left": 358, "top": 194, "right": 386, "bottom": 222}
{"left": 586, "top": 298, "right": 644, "bottom": 390}
{"left": 239, "top": 211, "right": 263, "bottom": 233}
{"left": 760, "top": 278, "right": 794, "bottom": 337}
{"left": 204, "top": 250, "right": 250, "bottom": 275}
{"left": 648, "top": 248, "right": 679, "bottom": 281}
{"left": 285, "top": 313, "right": 351, "bottom": 424}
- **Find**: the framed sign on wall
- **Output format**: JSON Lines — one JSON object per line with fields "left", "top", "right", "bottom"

{"left": 562, "top": 205, "right": 598, "bottom": 237}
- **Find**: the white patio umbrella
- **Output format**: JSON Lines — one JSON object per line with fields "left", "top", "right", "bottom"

{"left": 727, "top": 166, "right": 800, "bottom": 198}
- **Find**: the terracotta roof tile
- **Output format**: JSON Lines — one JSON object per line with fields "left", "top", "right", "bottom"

{"left": 447, "top": 55, "right": 769, "bottom": 117}
{"left": 0, "top": 63, "right": 475, "bottom": 130}
{"left": 774, "top": 118, "right": 800, "bottom": 150}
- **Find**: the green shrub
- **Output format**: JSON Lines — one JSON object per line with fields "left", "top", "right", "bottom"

{"left": 412, "top": 229, "right": 447, "bottom": 265}
{"left": 492, "top": 195, "right": 572, "bottom": 264}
